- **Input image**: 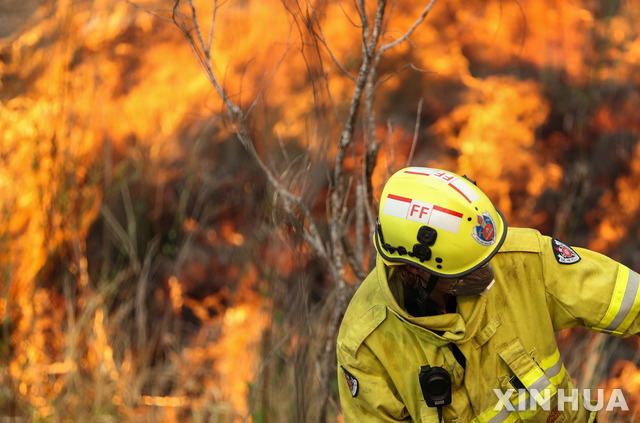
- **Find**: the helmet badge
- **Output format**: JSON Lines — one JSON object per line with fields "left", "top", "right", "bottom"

{"left": 472, "top": 211, "right": 496, "bottom": 246}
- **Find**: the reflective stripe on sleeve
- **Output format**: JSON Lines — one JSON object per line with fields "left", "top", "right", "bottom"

{"left": 472, "top": 402, "right": 519, "bottom": 423}
{"left": 519, "top": 366, "right": 556, "bottom": 407}
{"left": 486, "top": 407, "right": 519, "bottom": 423}
{"left": 594, "top": 266, "right": 640, "bottom": 336}
{"left": 512, "top": 350, "right": 565, "bottom": 419}
{"left": 539, "top": 349, "right": 566, "bottom": 386}
{"left": 511, "top": 390, "right": 537, "bottom": 420}
{"left": 473, "top": 350, "right": 564, "bottom": 423}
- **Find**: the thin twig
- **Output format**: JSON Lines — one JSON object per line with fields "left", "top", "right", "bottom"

{"left": 379, "top": 0, "right": 436, "bottom": 53}
{"left": 406, "top": 97, "right": 423, "bottom": 166}
{"left": 306, "top": 3, "right": 356, "bottom": 82}
{"left": 374, "top": 62, "right": 435, "bottom": 92}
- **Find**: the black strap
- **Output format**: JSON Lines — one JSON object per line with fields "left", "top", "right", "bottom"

{"left": 445, "top": 296, "right": 466, "bottom": 369}
{"left": 424, "top": 273, "right": 439, "bottom": 298}
{"left": 449, "top": 343, "right": 466, "bottom": 369}
{"left": 404, "top": 274, "right": 440, "bottom": 318}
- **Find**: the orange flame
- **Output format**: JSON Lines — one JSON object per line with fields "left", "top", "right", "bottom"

{"left": 599, "top": 359, "right": 640, "bottom": 419}
{"left": 2, "top": 0, "right": 640, "bottom": 420}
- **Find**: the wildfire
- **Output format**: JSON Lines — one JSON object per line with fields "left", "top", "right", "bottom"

{"left": 599, "top": 359, "right": 640, "bottom": 421}
{"left": 1, "top": 0, "right": 640, "bottom": 421}
{"left": 431, "top": 75, "right": 562, "bottom": 223}
{"left": 171, "top": 265, "right": 270, "bottom": 421}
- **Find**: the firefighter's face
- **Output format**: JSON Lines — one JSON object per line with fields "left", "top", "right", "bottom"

{"left": 405, "top": 262, "right": 495, "bottom": 296}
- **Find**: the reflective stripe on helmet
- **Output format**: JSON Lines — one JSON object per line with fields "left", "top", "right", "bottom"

{"left": 403, "top": 167, "right": 481, "bottom": 203}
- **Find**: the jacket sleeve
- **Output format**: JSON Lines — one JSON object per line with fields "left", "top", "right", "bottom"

{"left": 337, "top": 343, "right": 410, "bottom": 422}
{"left": 540, "top": 235, "right": 640, "bottom": 336}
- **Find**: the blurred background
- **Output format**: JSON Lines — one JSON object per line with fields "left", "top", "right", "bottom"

{"left": 1, "top": 0, "right": 640, "bottom": 421}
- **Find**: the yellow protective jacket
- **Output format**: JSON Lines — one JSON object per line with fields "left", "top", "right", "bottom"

{"left": 337, "top": 227, "right": 640, "bottom": 422}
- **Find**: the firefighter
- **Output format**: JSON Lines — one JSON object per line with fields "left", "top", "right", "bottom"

{"left": 337, "top": 167, "right": 639, "bottom": 422}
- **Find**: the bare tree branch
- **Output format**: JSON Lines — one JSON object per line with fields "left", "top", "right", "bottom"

{"left": 406, "top": 97, "right": 424, "bottom": 166}
{"left": 306, "top": 3, "right": 357, "bottom": 82}
{"left": 332, "top": 0, "right": 385, "bottom": 203}
{"left": 318, "top": 2, "right": 388, "bottom": 420}
{"left": 379, "top": 0, "right": 436, "bottom": 53}
{"left": 172, "top": 0, "right": 334, "bottom": 276}
{"left": 168, "top": 0, "right": 438, "bottom": 420}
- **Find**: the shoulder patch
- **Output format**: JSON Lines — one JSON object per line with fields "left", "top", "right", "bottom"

{"left": 341, "top": 366, "right": 359, "bottom": 397}
{"left": 551, "top": 238, "right": 581, "bottom": 264}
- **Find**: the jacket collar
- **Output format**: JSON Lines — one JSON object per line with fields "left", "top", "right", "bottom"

{"left": 375, "top": 255, "right": 487, "bottom": 344}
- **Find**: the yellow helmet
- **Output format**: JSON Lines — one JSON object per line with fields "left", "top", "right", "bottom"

{"left": 374, "top": 167, "right": 507, "bottom": 278}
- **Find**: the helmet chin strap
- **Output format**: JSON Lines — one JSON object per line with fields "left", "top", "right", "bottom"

{"left": 414, "top": 273, "right": 440, "bottom": 311}
{"left": 424, "top": 273, "right": 439, "bottom": 298}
